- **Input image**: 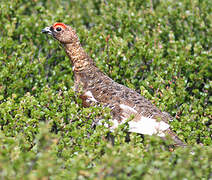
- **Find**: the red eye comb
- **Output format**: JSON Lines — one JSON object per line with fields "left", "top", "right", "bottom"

{"left": 53, "top": 23, "right": 67, "bottom": 29}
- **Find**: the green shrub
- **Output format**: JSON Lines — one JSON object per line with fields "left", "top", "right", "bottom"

{"left": 0, "top": 0, "right": 211, "bottom": 179}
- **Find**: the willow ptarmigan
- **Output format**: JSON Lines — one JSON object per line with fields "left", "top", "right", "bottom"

{"left": 42, "top": 22, "right": 186, "bottom": 146}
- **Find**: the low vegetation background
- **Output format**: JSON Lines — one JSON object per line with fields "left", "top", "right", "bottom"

{"left": 0, "top": 0, "right": 211, "bottom": 179}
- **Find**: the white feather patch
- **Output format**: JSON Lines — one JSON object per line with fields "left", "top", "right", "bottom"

{"left": 96, "top": 116, "right": 169, "bottom": 137}
{"left": 120, "top": 104, "right": 137, "bottom": 113}
{"left": 128, "top": 117, "right": 169, "bottom": 137}
{"left": 72, "top": 65, "right": 75, "bottom": 71}
{"left": 84, "top": 91, "right": 98, "bottom": 102}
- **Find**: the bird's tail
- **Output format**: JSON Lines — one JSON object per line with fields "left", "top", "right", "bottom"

{"left": 164, "top": 128, "right": 187, "bottom": 147}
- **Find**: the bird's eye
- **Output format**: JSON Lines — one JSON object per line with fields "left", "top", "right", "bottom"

{"left": 56, "top": 27, "right": 62, "bottom": 32}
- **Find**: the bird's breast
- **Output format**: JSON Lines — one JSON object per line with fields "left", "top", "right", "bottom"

{"left": 80, "top": 90, "right": 98, "bottom": 107}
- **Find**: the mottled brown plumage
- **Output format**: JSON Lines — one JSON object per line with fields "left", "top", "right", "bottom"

{"left": 42, "top": 23, "right": 186, "bottom": 146}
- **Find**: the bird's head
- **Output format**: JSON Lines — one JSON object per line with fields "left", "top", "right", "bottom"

{"left": 42, "top": 23, "right": 79, "bottom": 44}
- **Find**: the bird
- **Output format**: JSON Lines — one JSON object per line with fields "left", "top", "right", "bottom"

{"left": 42, "top": 22, "right": 186, "bottom": 147}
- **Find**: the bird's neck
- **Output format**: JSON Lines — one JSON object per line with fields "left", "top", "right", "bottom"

{"left": 64, "top": 42, "right": 93, "bottom": 72}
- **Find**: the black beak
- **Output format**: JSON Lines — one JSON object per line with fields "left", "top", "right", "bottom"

{"left": 41, "top": 26, "right": 52, "bottom": 35}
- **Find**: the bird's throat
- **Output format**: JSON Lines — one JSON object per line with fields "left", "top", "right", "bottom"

{"left": 64, "top": 42, "right": 91, "bottom": 72}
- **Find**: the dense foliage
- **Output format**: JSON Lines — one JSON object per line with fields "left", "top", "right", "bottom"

{"left": 0, "top": 0, "right": 211, "bottom": 179}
